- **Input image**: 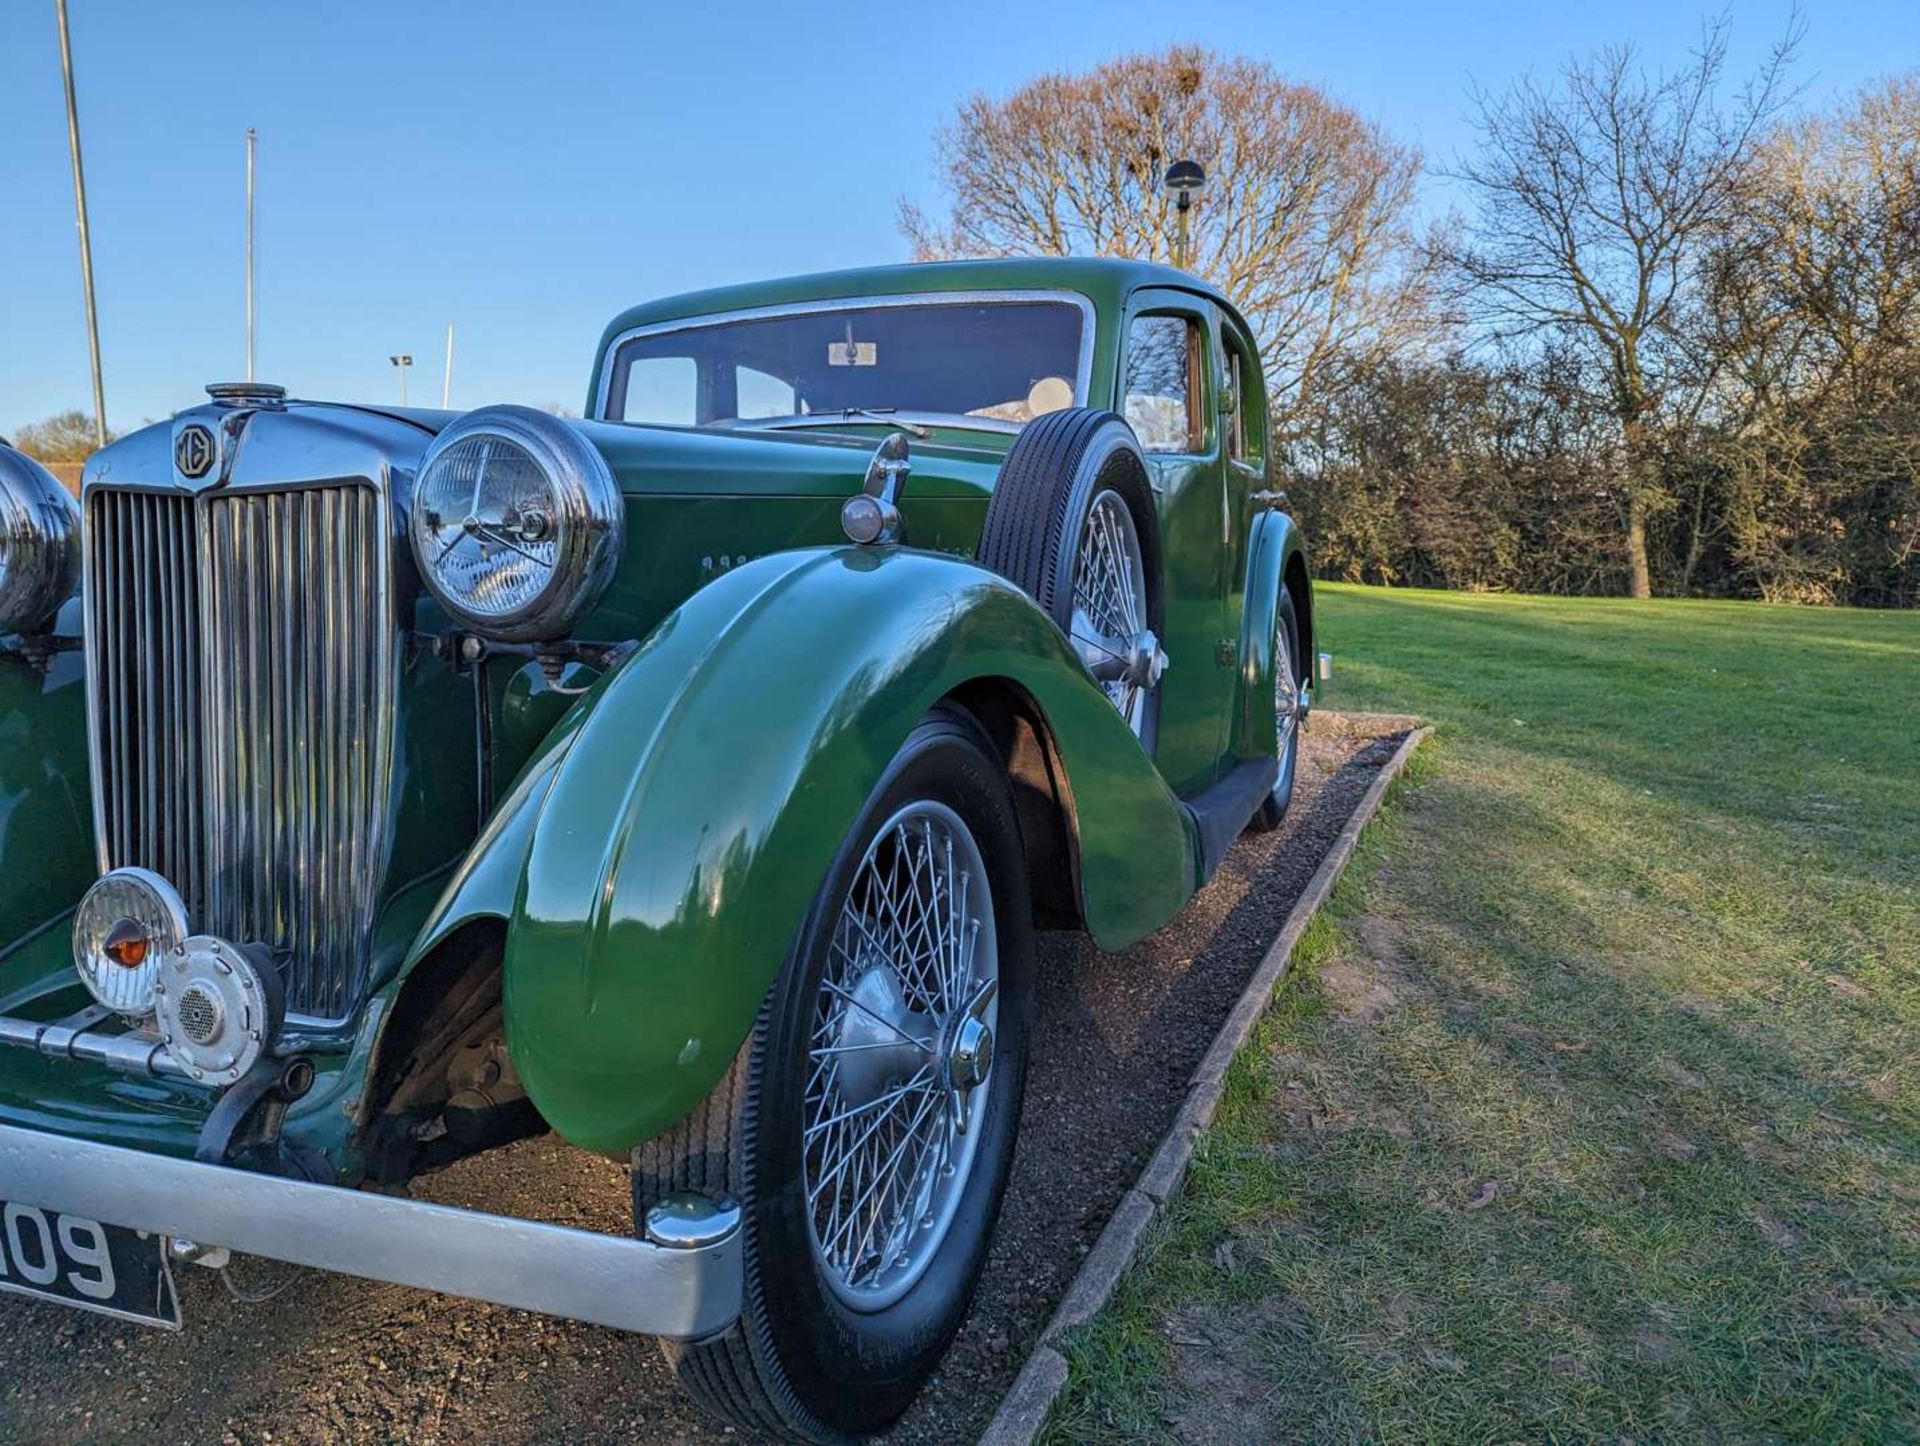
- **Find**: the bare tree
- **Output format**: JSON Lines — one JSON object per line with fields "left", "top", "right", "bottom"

{"left": 1705, "top": 72, "right": 1920, "bottom": 601}
{"left": 11, "top": 409, "right": 116, "bottom": 463}
{"left": 1444, "top": 16, "right": 1801, "bottom": 596}
{"left": 900, "top": 47, "right": 1432, "bottom": 438}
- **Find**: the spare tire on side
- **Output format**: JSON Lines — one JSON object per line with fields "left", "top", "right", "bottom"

{"left": 976, "top": 409, "right": 1166, "bottom": 753}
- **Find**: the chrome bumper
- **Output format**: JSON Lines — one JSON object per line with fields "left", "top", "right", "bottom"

{"left": 0, "top": 1122, "right": 742, "bottom": 1340}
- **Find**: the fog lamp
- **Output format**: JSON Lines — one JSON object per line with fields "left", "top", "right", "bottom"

{"left": 72, "top": 868, "right": 190, "bottom": 1020}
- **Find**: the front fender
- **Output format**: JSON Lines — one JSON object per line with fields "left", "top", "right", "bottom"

{"left": 0, "top": 612, "right": 95, "bottom": 1009}
{"left": 420, "top": 546, "right": 1198, "bottom": 1155}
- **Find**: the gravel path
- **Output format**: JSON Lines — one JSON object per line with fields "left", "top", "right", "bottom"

{"left": 0, "top": 722, "right": 1402, "bottom": 1446}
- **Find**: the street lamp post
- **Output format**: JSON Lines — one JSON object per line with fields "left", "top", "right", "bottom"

{"left": 54, "top": 0, "right": 107, "bottom": 450}
{"left": 1163, "top": 159, "right": 1206, "bottom": 271}
{"left": 390, "top": 354, "right": 413, "bottom": 406}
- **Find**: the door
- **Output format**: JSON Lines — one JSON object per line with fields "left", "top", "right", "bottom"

{"left": 1117, "top": 290, "right": 1234, "bottom": 794}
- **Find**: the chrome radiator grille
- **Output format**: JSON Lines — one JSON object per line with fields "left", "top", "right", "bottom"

{"left": 86, "top": 484, "right": 394, "bottom": 1022}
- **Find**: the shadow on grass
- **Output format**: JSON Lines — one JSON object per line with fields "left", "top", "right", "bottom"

{"left": 1045, "top": 728, "right": 1920, "bottom": 1445}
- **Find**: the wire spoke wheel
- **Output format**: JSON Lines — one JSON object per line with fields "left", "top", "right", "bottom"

{"left": 803, "top": 799, "right": 999, "bottom": 1311}
{"left": 1070, "top": 488, "right": 1155, "bottom": 738}
{"left": 979, "top": 409, "right": 1163, "bottom": 754}
{"left": 1275, "top": 615, "right": 1301, "bottom": 758}
{"left": 634, "top": 708, "right": 1032, "bottom": 1440}
{"left": 1253, "top": 591, "right": 1307, "bottom": 831}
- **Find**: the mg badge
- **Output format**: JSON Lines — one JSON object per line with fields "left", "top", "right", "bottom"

{"left": 174, "top": 424, "right": 216, "bottom": 481}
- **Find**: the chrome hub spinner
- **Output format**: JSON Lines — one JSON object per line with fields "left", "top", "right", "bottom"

{"left": 948, "top": 1014, "right": 993, "bottom": 1091}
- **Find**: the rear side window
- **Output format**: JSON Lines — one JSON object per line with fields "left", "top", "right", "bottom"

{"left": 1225, "top": 333, "right": 1265, "bottom": 466}
{"left": 1124, "top": 315, "right": 1201, "bottom": 453}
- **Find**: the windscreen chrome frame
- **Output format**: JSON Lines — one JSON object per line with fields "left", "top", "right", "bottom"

{"left": 592, "top": 289, "right": 1099, "bottom": 427}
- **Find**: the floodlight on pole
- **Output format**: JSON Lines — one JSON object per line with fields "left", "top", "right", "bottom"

{"left": 1163, "top": 159, "right": 1206, "bottom": 271}
{"left": 54, "top": 0, "right": 108, "bottom": 450}
{"left": 246, "top": 128, "right": 257, "bottom": 382}
{"left": 390, "top": 354, "right": 413, "bottom": 406}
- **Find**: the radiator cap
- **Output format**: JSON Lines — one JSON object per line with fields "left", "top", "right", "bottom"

{"left": 205, "top": 381, "right": 287, "bottom": 410}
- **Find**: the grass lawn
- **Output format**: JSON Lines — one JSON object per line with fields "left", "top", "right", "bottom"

{"left": 1045, "top": 586, "right": 1920, "bottom": 1444}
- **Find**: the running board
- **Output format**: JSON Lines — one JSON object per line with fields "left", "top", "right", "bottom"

{"left": 1182, "top": 754, "right": 1280, "bottom": 885}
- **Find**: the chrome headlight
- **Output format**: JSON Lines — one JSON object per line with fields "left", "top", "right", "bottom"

{"left": 0, "top": 445, "right": 81, "bottom": 637}
{"left": 408, "top": 406, "right": 624, "bottom": 642}
{"left": 72, "top": 867, "right": 190, "bottom": 1021}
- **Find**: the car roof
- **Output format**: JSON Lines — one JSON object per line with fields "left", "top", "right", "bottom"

{"left": 596, "top": 257, "right": 1231, "bottom": 342}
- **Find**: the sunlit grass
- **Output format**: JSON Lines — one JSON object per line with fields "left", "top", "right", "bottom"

{"left": 1046, "top": 586, "right": 1920, "bottom": 1444}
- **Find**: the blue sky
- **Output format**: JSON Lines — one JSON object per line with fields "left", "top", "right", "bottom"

{"left": 3, "top": 0, "right": 1911, "bottom": 438}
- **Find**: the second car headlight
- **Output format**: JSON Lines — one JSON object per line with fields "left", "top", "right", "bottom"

{"left": 0, "top": 444, "right": 81, "bottom": 638}
{"left": 408, "top": 405, "right": 624, "bottom": 642}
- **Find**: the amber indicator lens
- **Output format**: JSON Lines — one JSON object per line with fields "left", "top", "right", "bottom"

{"left": 102, "top": 918, "right": 151, "bottom": 969}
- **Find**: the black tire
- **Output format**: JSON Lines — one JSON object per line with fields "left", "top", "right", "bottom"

{"left": 1251, "top": 589, "right": 1304, "bottom": 831}
{"left": 633, "top": 706, "right": 1034, "bottom": 1443}
{"left": 977, "top": 408, "right": 1164, "bottom": 753}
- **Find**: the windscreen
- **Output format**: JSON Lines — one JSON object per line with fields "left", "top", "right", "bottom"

{"left": 606, "top": 298, "right": 1087, "bottom": 429}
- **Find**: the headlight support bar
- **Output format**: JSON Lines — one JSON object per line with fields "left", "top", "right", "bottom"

{"left": 0, "top": 1007, "right": 187, "bottom": 1078}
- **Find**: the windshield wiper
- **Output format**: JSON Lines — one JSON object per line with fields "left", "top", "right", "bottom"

{"left": 809, "top": 409, "right": 932, "bottom": 439}
{"left": 715, "top": 410, "right": 946, "bottom": 439}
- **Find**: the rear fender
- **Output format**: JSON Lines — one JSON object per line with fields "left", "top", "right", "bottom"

{"left": 1234, "top": 510, "right": 1313, "bottom": 760}
{"left": 410, "top": 546, "right": 1197, "bottom": 1155}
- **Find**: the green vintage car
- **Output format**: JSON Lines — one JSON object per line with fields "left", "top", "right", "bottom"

{"left": 0, "top": 257, "right": 1313, "bottom": 1440}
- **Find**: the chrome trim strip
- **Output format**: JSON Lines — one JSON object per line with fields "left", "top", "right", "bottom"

{"left": 0, "top": 1122, "right": 743, "bottom": 1339}
{"left": 594, "top": 288, "right": 1099, "bottom": 424}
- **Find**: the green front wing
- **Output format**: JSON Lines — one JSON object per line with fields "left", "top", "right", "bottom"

{"left": 407, "top": 546, "right": 1204, "bottom": 1155}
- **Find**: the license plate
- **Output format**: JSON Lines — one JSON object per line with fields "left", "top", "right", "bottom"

{"left": 0, "top": 1200, "right": 181, "bottom": 1329}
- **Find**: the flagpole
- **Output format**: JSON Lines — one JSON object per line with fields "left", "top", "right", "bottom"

{"left": 54, "top": 0, "right": 107, "bottom": 448}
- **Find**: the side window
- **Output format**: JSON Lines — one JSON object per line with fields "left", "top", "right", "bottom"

{"left": 1225, "top": 347, "right": 1245, "bottom": 460}
{"left": 621, "top": 356, "right": 697, "bottom": 426}
{"left": 1124, "top": 314, "right": 1202, "bottom": 454}
{"left": 1224, "top": 334, "right": 1265, "bottom": 466}
{"left": 735, "top": 365, "right": 795, "bottom": 420}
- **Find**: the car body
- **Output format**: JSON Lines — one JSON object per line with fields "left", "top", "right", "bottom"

{"left": 0, "top": 257, "right": 1312, "bottom": 1429}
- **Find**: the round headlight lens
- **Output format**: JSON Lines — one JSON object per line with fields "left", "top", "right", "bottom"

{"left": 0, "top": 445, "right": 81, "bottom": 637}
{"left": 72, "top": 867, "right": 190, "bottom": 1021}
{"left": 408, "top": 406, "right": 623, "bottom": 642}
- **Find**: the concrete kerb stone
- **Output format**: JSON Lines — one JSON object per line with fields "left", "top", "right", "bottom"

{"left": 977, "top": 1346, "right": 1070, "bottom": 1446}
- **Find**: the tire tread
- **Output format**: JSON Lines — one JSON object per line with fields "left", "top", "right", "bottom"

{"left": 976, "top": 407, "right": 1113, "bottom": 630}
{"left": 637, "top": 1032, "right": 838, "bottom": 1442}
